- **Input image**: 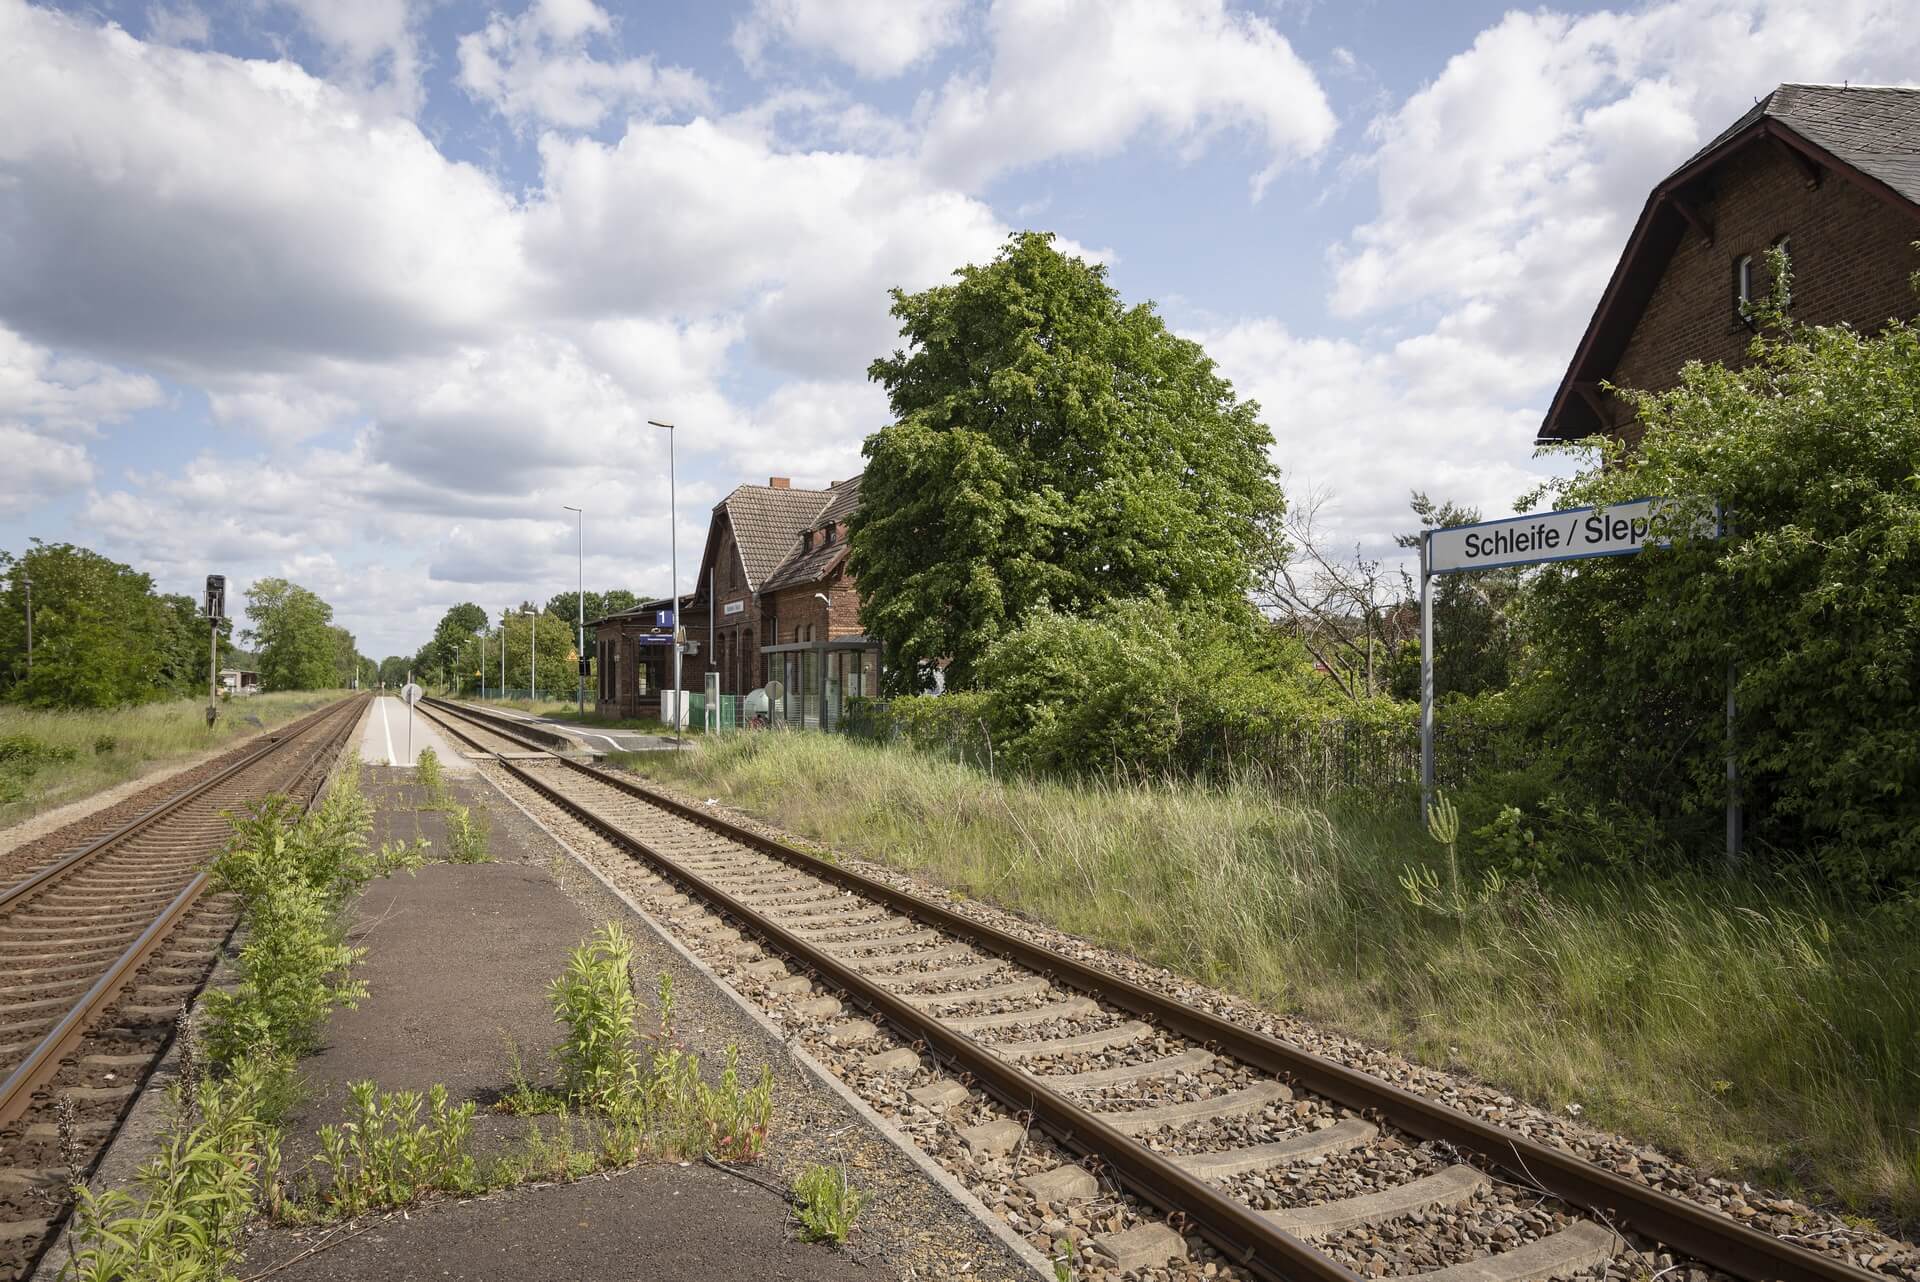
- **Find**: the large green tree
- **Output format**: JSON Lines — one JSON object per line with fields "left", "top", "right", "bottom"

{"left": 425, "top": 603, "right": 488, "bottom": 680}
{"left": 0, "top": 542, "right": 180, "bottom": 707}
{"left": 491, "top": 607, "right": 576, "bottom": 698}
{"left": 849, "top": 231, "right": 1285, "bottom": 691}
{"left": 1523, "top": 268, "right": 1920, "bottom": 890}
{"left": 243, "top": 578, "right": 338, "bottom": 691}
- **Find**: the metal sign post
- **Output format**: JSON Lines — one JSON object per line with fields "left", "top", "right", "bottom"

{"left": 1418, "top": 499, "right": 1733, "bottom": 862}
{"left": 402, "top": 679, "right": 422, "bottom": 763}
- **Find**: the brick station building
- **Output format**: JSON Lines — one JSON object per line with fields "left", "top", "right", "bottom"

{"left": 593, "top": 474, "right": 878, "bottom": 726}
{"left": 1538, "top": 83, "right": 1920, "bottom": 446}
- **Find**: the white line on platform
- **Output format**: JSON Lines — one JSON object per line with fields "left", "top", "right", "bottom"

{"left": 379, "top": 697, "right": 396, "bottom": 765}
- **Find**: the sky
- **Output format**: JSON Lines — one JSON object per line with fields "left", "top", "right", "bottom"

{"left": 3, "top": 0, "right": 1918, "bottom": 659}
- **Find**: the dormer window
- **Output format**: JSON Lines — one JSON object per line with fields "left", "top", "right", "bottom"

{"left": 822, "top": 524, "right": 835, "bottom": 546}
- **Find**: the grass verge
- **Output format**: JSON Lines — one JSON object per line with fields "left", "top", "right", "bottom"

{"left": 0, "top": 690, "right": 345, "bottom": 830}
{"left": 633, "top": 733, "right": 1920, "bottom": 1227}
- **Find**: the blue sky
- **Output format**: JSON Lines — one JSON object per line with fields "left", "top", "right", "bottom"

{"left": 2, "top": 0, "right": 1916, "bottom": 657}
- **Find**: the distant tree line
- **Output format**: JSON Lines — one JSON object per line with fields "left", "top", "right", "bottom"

{"left": 0, "top": 542, "right": 365, "bottom": 708}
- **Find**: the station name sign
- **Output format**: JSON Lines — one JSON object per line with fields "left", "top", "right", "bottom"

{"left": 1427, "top": 499, "right": 1707, "bottom": 575}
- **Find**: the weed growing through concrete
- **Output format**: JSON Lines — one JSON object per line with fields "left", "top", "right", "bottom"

{"left": 64, "top": 1041, "right": 290, "bottom": 1280}
{"left": 791, "top": 1163, "right": 865, "bottom": 1245}
{"left": 200, "top": 762, "right": 427, "bottom": 1065}
{"left": 62, "top": 756, "right": 453, "bottom": 1269}
{"left": 313, "top": 1081, "right": 479, "bottom": 1217}
{"left": 503, "top": 924, "right": 774, "bottom": 1163}
{"left": 442, "top": 802, "right": 493, "bottom": 863}
{"left": 415, "top": 746, "right": 448, "bottom": 808}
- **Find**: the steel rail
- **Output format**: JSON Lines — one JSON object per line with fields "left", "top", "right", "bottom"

{"left": 425, "top": 698, "right": 1880, "bottom": 1282}
{"left": 418, "top": 700, "right": 1350, "bottom": 1282}
{"left": 0, "top": 695, "right": 367, "bottom": 1131}
{"left": 0, "top": 697, "right": 354, "bottom": 912}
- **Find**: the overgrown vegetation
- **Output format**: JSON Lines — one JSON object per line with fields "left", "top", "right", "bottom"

{"left": 503, "top": 924, "right": 774, "bottom": 1163}
{"left": 791, "top": 1164, "right": 864, "bottom": 1245}
{"left": 643, "top": 732, "right": 1920, "bottom": 1223}
{"left": 1521, "top": 258, "right": 1920, "bottom": 891}
{"left": 312, "top": 1081, "right": 479, "bottom": 1217}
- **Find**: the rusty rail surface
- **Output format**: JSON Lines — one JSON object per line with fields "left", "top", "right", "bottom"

{"left": 0, "top": 694, "right": 368, "bottom": 1130}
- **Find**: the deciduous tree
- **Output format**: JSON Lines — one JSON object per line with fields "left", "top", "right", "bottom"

{"left": 243, "top": 578, "right": 337, "bottom": 691}
{"left": 850, "top": 231, "right": 1284, "bottom": 691}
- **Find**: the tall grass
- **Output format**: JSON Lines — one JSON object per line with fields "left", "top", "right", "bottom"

{"left": 0, "top": 691, "right": 343, "bottom": 829}
{"left": 640, "top": 733, "right": 1920, "bottom": 1225}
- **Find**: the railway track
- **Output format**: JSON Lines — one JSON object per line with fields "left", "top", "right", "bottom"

{"left": 0, "top": 694, "right": 368, "bottom": 1281}
{"left": 422, "top": 697, "right": 1897, "bottom": 1282}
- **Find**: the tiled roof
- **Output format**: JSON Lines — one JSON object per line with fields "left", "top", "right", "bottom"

{"left": 1680, "top": 84, "right": 1920, "bottom": 203}
{"left": 721, "top": 484, "right": 833, "bottom": 590}
{"left": 816, "top": 473, "right": 863, "bottom": 527}
{"left": 763, "top": 541, "right": 848, "bottom": 592}
{"left": 762, "top": 475, "right": 865, "bottom": 592}
{"left": 1539, "top": 82, "right": 1920, "bottom": 443}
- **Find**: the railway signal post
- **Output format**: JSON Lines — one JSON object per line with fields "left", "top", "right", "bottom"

{"left": 204, "top": 573, "right": 225, "bottom": 730}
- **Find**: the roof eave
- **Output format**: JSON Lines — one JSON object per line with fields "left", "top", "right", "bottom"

{"left": 1538, "top": 114, "right": 1920, "bottom": 445}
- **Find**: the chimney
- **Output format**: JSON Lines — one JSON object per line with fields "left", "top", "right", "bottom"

{"left": 768, "top": 476, "right": 790, "bottom": 489}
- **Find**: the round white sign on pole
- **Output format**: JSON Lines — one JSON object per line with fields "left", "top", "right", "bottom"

{"left": 401, "top": 683, "right": 423, "bottom": 706}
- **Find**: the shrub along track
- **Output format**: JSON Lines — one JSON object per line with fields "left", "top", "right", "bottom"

{"left": 421, "top": 697, "right": 1902, "bottom": 1282}
{"left": 0, "top": 694, "right": 367, "bottom": 1281}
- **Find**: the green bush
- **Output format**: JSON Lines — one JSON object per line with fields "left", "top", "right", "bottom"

{"left": 968, "top": 597, "right": 1334, "bottom": 777}
{"left": 201, "top": 762, "right": 423, "bottom": 1065}
{"left": 1526, "top": 261, "right": 1920, "bottom": 891}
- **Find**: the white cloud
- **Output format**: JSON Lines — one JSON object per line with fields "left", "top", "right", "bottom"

{"left": 456, "top": 0, "right": 710, "bottom": 131}
{"left": 733, "top": 0, "right": 968, "bottom": 79}
{"left": 1197, "top": 318, "right": 1548, "bottom": 558}
{"left": 0, "top": 326, "right": 164, "bottom": 435}
{"left": 145, "top": 2, "right": 209, "bottom": 46}
{"left": 525, "top": 117, "right": 1015, "bottom": 375}
{"left": 919, "top": 0, "right": 1336, "bottom": 195}
{"left": 267, "top": 0, "right": 426, "bottom": 117}
{"left": 0, "top": 4, "right": 524, "bottom": 373}
{"left": 0, "top": 425, "right": 93, "bottom": 515}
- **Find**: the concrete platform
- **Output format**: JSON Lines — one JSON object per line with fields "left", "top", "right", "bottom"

{"left": 358, "top": 695, "right": 475, "bottom": 771}
{"left": 230, "top": 766, "right": 1038, "bottom": 1282}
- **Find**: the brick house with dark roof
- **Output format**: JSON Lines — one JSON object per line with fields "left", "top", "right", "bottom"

{"left": 591, "top": 474, "right": 877, "bottom": 726}
{"left": 1539, "top": 83, "right": 1920, "bottom": 446}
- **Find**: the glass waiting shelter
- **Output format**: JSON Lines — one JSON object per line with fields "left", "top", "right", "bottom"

{"left": 760, "top": 637, "right": 880, "bottom": 731}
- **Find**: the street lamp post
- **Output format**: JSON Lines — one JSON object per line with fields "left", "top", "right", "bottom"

{"left": 520, "top": 607, "right": 537, "bottom": 703}
{"left": 21, "top": 575, "right": 30, "bottom": 680}
{"left": 646, "top": 419, "right": 681, "bottom": 749}
{"left": 500, "top": 608, "right": 507, "bottom": 700}
{"left": 564, "top": 504, "right": 584, "bottom": 718}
